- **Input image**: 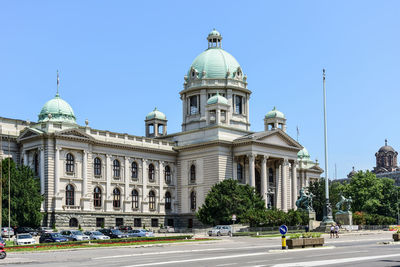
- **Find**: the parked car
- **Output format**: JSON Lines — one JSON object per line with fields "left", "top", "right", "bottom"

{"left": 208, "top": 225, "right": 232, "bottom": 236}
{"left": 98, "top": 229, "right": 127, "bottom": 239}
{"left": 60, "top": 230, "right": 90, "bottom": 241}
{"left": 158, "top": 226, "right": 175, "bottom": 233}
{"left": 1, "top": 227, "right": 14, "bottom": 237}
{"left": 39, "top": 232, "right": 68, "bottom": 243}
{"left": 127, "top": 229, "right": 154, "bottom": 237}
{"left": 118, "top": 226, "right": 132, "bottom": 232}
{"left": 15, "top": 227, "right": 38, "bottom": 236}
{"left": 83, "top": 231, "right": 110, "bottom": 240}
{"left": 37, "top": 227, "right": 53, "bottom": 235}
{"left": 14, "top": 234, "right": 36, "bottom": 245}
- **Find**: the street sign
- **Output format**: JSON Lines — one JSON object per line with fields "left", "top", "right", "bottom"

{"left": 279, "top": 225, "right": 288, "bottom": 235}
{"left": 232, "top": 214, "right": 237, "bottom": 221}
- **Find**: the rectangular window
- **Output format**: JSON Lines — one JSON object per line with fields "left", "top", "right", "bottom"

{"left": 96, "top": 218, "right": 105, "bottom": 228}
{"left": 188, "top": 219, "right": 193, "bottom": 228}
{"left": 151, "top": 218, "right": 159, "bottom": 227}
{"left": 116, "top": 218, "right": 124, "bottom": 227}
{"left": 234, "top": 95, "right": 243, "bottom": 114}
{"left": 167, "top": 219, "right": 174, "bottom": 227}
{"left": 134, "top": 218, "right": 142, "bottom": 227}
{"left": 189, "top": 95, "right": 199, "bottom": 115}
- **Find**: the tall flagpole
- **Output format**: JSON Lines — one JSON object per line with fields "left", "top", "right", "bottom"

{"left": 7, "top": 134, "right": 10, "bottom": 240}
{"left": 322, "top": 69, "right": 334, "bottom": 224}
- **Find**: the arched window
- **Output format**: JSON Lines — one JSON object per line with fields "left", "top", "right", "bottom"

{"left": 65, "top": 184, "right": 74, "bottom": 206}
{"left": 131, "top": 162, "right": 138, "bottom": 179}
{"left": 190, "top": 164, "right": 196, "bottom": 183}
{"left": 268, "top": 168, "right": 274, "bottom": 184}
{"left": 69, "top": 218, "right": 78, "bottom": 228}
{"left": 165, "top": 192, "right": 172, "bottom": 210}
{"left": 190, "top": 191, "right": 196, "bottom": 211}
{"left": 93, "top": 187, "right": 102, "bottom": 207}
{"left": 113, "top": 159, "right": 120, "bottom": 178}
{"left": 148, "top": 164, "right": 155, "bottom": 182}
{"left": 113, "top": 188, "right": 121, "bottom": 208}
{"left": 165, "top": 165, "right": 171, "bottom": 184}
{"left": 132, "top": 189, "right": 139, "bottom": 209}
{"left": 66, "top": 153, "right": 74, "bottom": 173}
{"left": 237, "top": 163, "right": 243, "bottom": 181}
{"left": 33, "top": 152, "right": 39, "bottom": 176}
{"left": 94, "top": 157, "right": 102, "bottom": 176}
{"left": 149, "top": 191, "right": 156, "bottom": 210}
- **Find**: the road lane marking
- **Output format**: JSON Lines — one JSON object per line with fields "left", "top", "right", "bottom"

{"left": 120, "top": 252, "right": 268, "bottom": 266}
{"left": 92, "top": 245, "right": 276, "bottom": 260}
{"left": 271, "top": 253, "right": 400, "bottom": 267}
{"left": 216, "top": 263, "right": 237, "bottom": 266}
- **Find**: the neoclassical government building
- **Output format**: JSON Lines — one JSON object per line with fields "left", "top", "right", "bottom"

{"left": 0, "top": 30, "right": 322, "bottom": 228}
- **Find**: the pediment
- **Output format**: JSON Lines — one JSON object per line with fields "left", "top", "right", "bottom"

{"left": 254, "top": 131, "right": 302, "bottom": 149}
{"left": 56, "top": 129, "right": 94, "bottom": 141}
{"left": 18, "top": 128, "right": 43, "bottom": 141}
{"left": 309, "top": 164, "right": 324, "bottom": 172}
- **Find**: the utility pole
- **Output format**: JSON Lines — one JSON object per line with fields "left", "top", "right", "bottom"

{"left": 7, "top": 134, "right": 10, "bottom": 241}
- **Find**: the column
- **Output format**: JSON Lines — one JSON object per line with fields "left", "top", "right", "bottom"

{"left": 276, "top": 162, "right": 282, "bottom": 209}
{"left": 282, "top": 158, "right": 288, "bottom": 212}
{"left": 261, "top": 155, "right": 268, "bottom": 208}
{"left": 232, "top": 158, "right": 237, "bottom": 180}
{"left": 124, "top": 157, "right": 129, "bottom": 200}
{"left": 291, "top": 160, "right": 298, "bottom": 210}
{"left": 248, "top": 153, "right": 255, "bottom": 187}
{"left": 142, "top": 159, "right": 148, "bottom": 212}
{"left": 106, "top": 155, "right": 111, "bottom": 199}
{"left": 216, "top": 110, "right": 221, "bottom": 124}
{"left": 82, "top": 151, "right": 88, "bottom": 197}
{"left": 39, "top": 147, "right": 45, "bottom": 195}
{"left": 23, "top": 151, "right": 28, "bottom": 166}
{"left": 159, "top": 161, "right": 164, "bottom": 213}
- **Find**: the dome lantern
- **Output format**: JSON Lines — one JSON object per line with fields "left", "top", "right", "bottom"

{"left": 207, "top": 28, "right": 222, "bottom": 48}
{"left": 145, "top": 107, "right": 167, "bottom": 138}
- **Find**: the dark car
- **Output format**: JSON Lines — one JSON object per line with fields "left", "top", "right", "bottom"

{"left": 118, "top": 226, "right": 132, "bottom": 232}
{"left": 16, "top": 227, "right": 38, "bottom": 236}
{"left": 98, "top": 229, "right": 127, "bottom": 239}
{"left": 39, "top": 232, "right": 68, "bottom": 243}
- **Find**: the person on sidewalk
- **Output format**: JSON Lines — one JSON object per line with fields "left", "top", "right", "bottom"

{"left": 335, "top": 224, "right": 339, "bottom": 238}
{"left": 330, "top": 225, "right": 335, "bottom": 238}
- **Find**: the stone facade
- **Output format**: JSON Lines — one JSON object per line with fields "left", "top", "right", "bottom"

{"left": 0, "top": 30, "right": 322, "bottom": 229}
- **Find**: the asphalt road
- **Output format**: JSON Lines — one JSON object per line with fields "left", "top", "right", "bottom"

{"left": 1, "top": 231, "right": 400, "bottom": 267}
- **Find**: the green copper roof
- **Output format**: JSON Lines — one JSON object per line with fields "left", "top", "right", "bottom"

{"left": 265, "top": 107, "right": 285, "bottom": 119}
{"left": 38, "top": 94, "right": 76, "bottom": 124}
{"left": 146, "top": 107, "right": 166, "bottom": 120}
{"left": 189, "top": 48, "right": 241, "bottom": 79}
{"left": 297, "top": 147, "right": 310, "bottom": 159}
{"left": 207, "top": 92, "right": 228, "bottom": 105}
{"left": 208, "top": 29, "right": 221, "bottom": 37}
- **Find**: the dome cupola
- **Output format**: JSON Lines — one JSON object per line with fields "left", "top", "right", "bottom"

{"left": 264, "top": 107, "right": 287, "bottom": 132}
{"left": 297, "top": 147, "right": 310, "bottom": 160}
{"left": 145, "top": 107, "right": 167, "bottom": 138}
{"left": 145, "top": 107, "right": 166, "bottom": 120}
{"left": 265, "top": 107, "right": 285, "bottom": 119}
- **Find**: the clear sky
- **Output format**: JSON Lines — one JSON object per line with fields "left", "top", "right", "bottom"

{"left": 1, "top": 1, "right": 399, "bottom": 179}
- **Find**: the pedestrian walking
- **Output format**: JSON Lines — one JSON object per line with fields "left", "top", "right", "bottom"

{"left": 330, "top": 225, "right": 335, "bottom": 238}
{"left": 335, "top": 224, "right": 339, "bottom": 238}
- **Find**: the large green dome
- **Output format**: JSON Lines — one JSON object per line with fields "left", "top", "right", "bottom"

{"left": 38, "top": 94, "right": 76, "bottom": 124}
{"left": 189, "top": 48, "right": 241, "bottom": 79}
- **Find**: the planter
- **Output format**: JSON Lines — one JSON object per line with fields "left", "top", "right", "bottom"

{"left": 287, "top": 238, "right": 304, "bottom": 249}
{"left": 393, "top": 233, "right": 400, "bottom": 241}
{"left": 303, "top": 237, "right": 324, "bottom": 248}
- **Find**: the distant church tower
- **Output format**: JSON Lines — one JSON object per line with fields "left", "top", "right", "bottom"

{"left": 373, "top": 139, "right": 399, "bottom": 173}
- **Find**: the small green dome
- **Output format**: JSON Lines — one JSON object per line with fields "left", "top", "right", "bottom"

{"left": 207, "top": 92, "right": 228, "bottom": 105}
{"left": 265, "top": 107, "right": 285, "bottom": 119}
{"left": 298, "top": 147, "right": 310, "bottom": 159}
{"left": 208, "top": 29, "right": 221, "bottom": 37}
{"left": 146, "top": 107, "right": 166, "bottom": 120}
{"left": 38, "top": 94, "right": 76, "bottom": 124}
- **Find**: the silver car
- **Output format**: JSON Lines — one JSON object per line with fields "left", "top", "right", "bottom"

{"left": 208, "top": 225, "right": 232, "bottom": 236}
{"left": 60, "top": 230, "right": 90, "bottom": 241}
{"left": 83, "top": 231, "right": 110, "bottom": 240}
{"left": 1, "top": 227, "right": 14, "bottom": 237}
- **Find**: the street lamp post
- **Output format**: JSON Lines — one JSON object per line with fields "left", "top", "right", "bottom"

{"left": 322, "top": 69, "right": 334, "bottom": 224}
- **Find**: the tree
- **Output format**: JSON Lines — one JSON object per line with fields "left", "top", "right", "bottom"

{"left": 307, "top": 179, "right": 325, "bottom": 221}
{"left": 1, "top": 158, "right": 43, "bottom": 227}
{"left": 196, "top": 179, "right": 265, "bottom": 226}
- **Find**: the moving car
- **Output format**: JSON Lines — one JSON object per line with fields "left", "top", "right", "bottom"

{"left": 127, "top": 229, "right": 154, "bottom": 237}
{"left": 83, "top": 231, "right": 110, "bottom": 240}
{"left": 98, "top": 229, "right": 128, "bottom": 239}
{"left": 1, "top": 227, "right": 14, "bottom": 237}
{"left": 208, "top": 225, "right": 232, "bottom": 236}
{"left": 14, "top": 234, "right": 36, "bottom": 245}
{"left": 60, "top": 230, "right": 90, "bottom": 241}
{"left": 39, "top": 232, "right": 68, "bottom": 243}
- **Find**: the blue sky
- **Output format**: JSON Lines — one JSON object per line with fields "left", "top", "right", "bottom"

{"left": 1, "top": 1, "right": 399, "bottom": 179}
